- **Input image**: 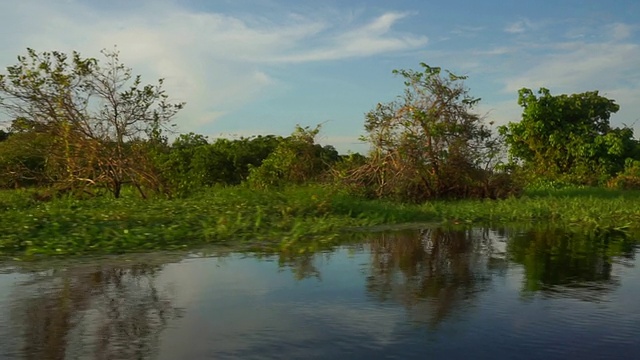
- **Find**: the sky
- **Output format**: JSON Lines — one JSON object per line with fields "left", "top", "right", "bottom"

{"left": 0, "top": 0, "right": 638, "bottom": 153}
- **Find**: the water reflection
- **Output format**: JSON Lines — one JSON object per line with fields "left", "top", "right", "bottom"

{"left": 4, "top": 257, "right": 184, "bottom": 360}
{"left": 0, "top": 227, "right": 638, "bottom": 359}
{"left": 504, "top": 227, "right": 635, "bottom": 298}
{"left": 361, "top": 226, "right": 637, "bottom": 329}
{"left": 365, "top": 228, "right": 496, "bottom": 328}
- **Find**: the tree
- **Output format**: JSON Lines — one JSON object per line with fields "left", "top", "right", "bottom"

{"left": 247, "top": 124, "right": 339, "bottom": 189}
{"left": 0, "top": 48, "right": 184, "bottom": 198}
{"left": 207, "top": 135, "right": 285, "bottom": 185}
{"left": 153, "top": 133, "right": 210, "bottom": 194}
{"left": 343, "top": 63, "right": 509, "bottom": 202}
{"left": 154, "top": 134, "right": 284, "bottom": 195}
{"left": 499, "top": 88, "right": 637, "bottom": 184}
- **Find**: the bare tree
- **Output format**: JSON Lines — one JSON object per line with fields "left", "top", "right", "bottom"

{"left": 0, "top": 48, "right": 184, "bottom": 198}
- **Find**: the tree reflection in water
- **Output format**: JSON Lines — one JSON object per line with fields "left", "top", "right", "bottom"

{"left": 360, "top": 226, "right": 635, "bottom": 327}
{"left": 5, "top": 226, "right": 636, "bottom": 357}
{"left": 504, "top": 227, "right": 636, "bottom": 300}
{"left": 11, "top": 260, "right": 184, "bottom": 360}
{"left": 364, "top": 228, "right": 497, "bottom": 328}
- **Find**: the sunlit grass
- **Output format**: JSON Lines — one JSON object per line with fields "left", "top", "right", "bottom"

{"left": 1, "top": 185, "right": 639, "bottom": 257}
{"left": 430, "top": 188, "right": 640, "bottom": 229}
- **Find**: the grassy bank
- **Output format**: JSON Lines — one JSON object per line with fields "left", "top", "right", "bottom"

{"left": 1, "top": 185, "right": 640, "bottom": 257}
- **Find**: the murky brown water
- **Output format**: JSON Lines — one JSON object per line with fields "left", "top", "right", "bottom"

{"left": 1, "top": 227, "right": 639, "bottom": 359}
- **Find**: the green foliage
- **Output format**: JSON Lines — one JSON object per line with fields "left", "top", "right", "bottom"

{"left": 0, "top": 131, "right": 51, "bottom": 188}
{"left": 499, "top": 88, "right": 637, "bottom": 184}
{"left": 430, "top": 186, "right": 640, "bottom": 229}
{"left": 207, "top": 135, "right": 284, "bottom": 184}
{"left": 2, "top": 185, "right": 640, "bottom": 257}
{"left": 330, "top": 152, "right": 368, "bottom": 180}
{"left": 606, "top": 159, "right": 640, "bottom": 190}
{"left": 155, "top": 134, "right": 283, "bottom": 195}
{"left": 247, "top": 124, "right": 339, "bottom": 189}
{"left": 523, "top": 177, "right": 582, "bottom": 192}
{"left": 154, "top": 132, "right": 211, "bottom": 194}
{"left": 341, "top": 63, "right": 514, "bottom": 202}
{"left": 0, "top": 185, "right": 376, "bottom": 256}
{"left": 0, "top": 48, "right": 184, "bottom": 197}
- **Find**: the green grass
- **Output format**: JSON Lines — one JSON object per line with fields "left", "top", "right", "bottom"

{"left": 431, "top": 187, "right": 640, "bottom": 229}
{"left": 1, "top": 185, "right": 639, "bottom": 257}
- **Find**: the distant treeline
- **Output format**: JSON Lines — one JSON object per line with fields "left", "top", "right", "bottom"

{"left": 1, "top": 50, "right": 640, "bottom": 201}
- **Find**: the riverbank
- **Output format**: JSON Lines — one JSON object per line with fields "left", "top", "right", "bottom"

{"left": 1, "top": 185, "right": 639, "bottom": 257}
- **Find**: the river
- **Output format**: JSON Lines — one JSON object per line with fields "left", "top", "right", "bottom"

{"left": 1, "top": 226, "right": 639, "bottom": 359}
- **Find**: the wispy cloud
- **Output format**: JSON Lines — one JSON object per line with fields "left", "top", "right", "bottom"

{"left": 450, "top": 25, "right": 485, "bottom": 38}
{"left": 0, "top": 1, "right": 427, "bottom": 131}
{"left": 504, "top": 19, "right": 534, "bottom": 34}
{"left": 503, "top": 42, "right": 640, "bottom": 92}
{"left": 266, "top": 12, "right": 428, "bottom": 63}
{"left": 472, "top": 47, "right": 516, "bottom": 56}
{"left": 607, "top": 23, "right": 635, "bottom": 41}
{"left": 499, "top": 22, "right": 640, "bottom": 129}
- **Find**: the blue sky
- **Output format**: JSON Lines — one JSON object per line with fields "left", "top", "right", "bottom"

{"left": 1, "top": 0, "right": 638, "bottom": 153}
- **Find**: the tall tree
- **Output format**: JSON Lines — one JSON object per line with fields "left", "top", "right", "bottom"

{"left": 343, "top": 63, "right": 506, "bottom": 202}
{"left": 499, "top": 88, "right": 637, "bottom": 183}
{"left": 0, "top": 48, "right": 184, "bottom": 197}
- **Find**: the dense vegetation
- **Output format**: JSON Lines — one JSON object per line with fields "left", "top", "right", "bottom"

{"left": 2, "top": 185, "right": 640, "bottom": 257}
{"left": 2, "top": 48, "right": 640, "bottom": 257}
{"left": 499, "top": 88, "right": 640, "bottom": 185}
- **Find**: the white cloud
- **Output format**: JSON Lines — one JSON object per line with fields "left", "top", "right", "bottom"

{"left": 499, "top": 25, "right": 640, "bottom": 131}
{"left": 450, "top": 25, "right": 485, "bottom": 37}
{"left": 608, "top": 23, "right": 635, "bottom": 41}
{"left": 472, "top": 47, "right": 515, "bottom": 56}
{"left": 266, "top": 12, "right": 428, "bottom": 63}
{"left": 0, "top": 1, "right": 427, "bottom": 132}
{"left": 504, "top": 19, "right": 534, "bottom": 34}
{"left": 504, "top": 42, "right": 640, "bottom": 93}
{"left": 502, "top": 18, "right": 548, "bottom": 34}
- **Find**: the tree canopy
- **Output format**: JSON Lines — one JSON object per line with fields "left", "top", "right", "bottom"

{"left": 247, "top": 124, "right": 339, "bottom": 189}
{"left": 499, "top": 88, "right": 638, "bottom": 184}
{"left": 155, "top": 133, "right": 285, "bottom": 195}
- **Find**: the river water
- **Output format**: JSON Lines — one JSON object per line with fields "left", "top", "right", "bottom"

{"left": 1, "top": 227, "right": 639, "bottom": 359}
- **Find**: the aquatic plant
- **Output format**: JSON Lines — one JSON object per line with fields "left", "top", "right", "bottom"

{"left": 1, "top": 186, "right": 639, "bottom": 257}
